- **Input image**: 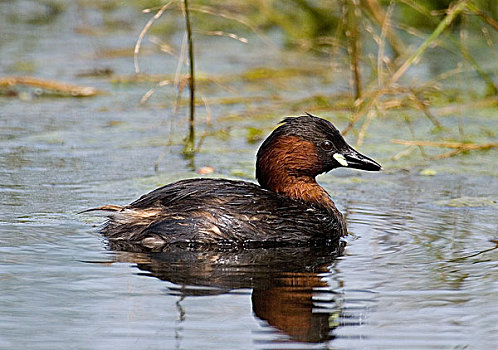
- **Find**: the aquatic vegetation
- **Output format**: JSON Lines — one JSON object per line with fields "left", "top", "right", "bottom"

{"left": 0, "top": 76, "right": 103, "bottom": 97}
{"left": 125, "top": 0, "right": 497, "bottom": 163}
{"left": 436, "top": 196, "right": 496, "bottom": 207}
{"left": 1, "top": 0, "right": 496, "bottom": 164}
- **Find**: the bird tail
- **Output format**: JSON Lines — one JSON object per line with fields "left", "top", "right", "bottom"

{"left": 78, "top": 205, "right": 123, "bottom": 214}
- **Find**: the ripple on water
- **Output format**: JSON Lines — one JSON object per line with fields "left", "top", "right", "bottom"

{"left": 329, "top": 191, "right": 498, "bottom": 349}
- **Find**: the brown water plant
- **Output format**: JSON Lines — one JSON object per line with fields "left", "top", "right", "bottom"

{"left": 127, "top": 0, "right": 496, "bottom": 164}
{"left": 0, "top": 76, "right": 103, "bottom": 97}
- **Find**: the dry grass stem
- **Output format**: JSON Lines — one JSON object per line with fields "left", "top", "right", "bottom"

{"left": 189, "top": 4, "right": 274, "bottom": 47}
{"left": 201, "top": 95, "right": 212, "bottom": 125}
{"left": 154, "top": 148, "right": 169, "bottom": 172}
{"left": 480, "top": 27, "right": 497, "bottom": 62}
{"left": 392, "top": 145, "right": 417, "bottom": 160}
{"left": 408, "top": 90, "right": 441, "bottom": 128}
{"left": 140, "top": 79, "right": 173, "bottom": 105}
{"left": 182, "top": 0, "right": 196, "bottom": 154}
{"left": 366, "top": 0, "right": 405, "bottom": 56}
{"left": 377, "top": 1, "right": 395, "bottom": 88}
{"left": 389, "top": 0, "right": 469, "bottom": 86}
{"left": 391, "top": 139, "right": 498, "bottom": 150}
{"left": 429, "top": 148, "right": 465, "bottom": 160}
{"left": 392, "top": 139, "right": 497, "bottom": 160}
{"left": 173, "top": 33, "right": 188, "bottom": 115}
{"left": 148, "top": 36, "right": 177, "bottom": 56}
{"left": 134, "top": 0, "right": 176, "bottom": 74}
{"left": 342, "top": 0, "right": 470, "bottom": 136}
{"left": 345, "top": 0, "right": 362, "bottom": 100}
{"left": 197, "top": 30, "right": 248, "bottom": 43}
{"left": 356, "top": 108, "right": 377, "bottom": 146}
{"left": 466, "top": 3, "right": 498, "bottom": 30}
{"left": 0, "top": 76, "right": 102, "bottom": 96}
{"left": 434, "top": 96, "right": 498, "bottom": 116}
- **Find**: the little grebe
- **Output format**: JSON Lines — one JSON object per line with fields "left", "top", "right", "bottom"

{"left": 87, "top": 114, "right": 381, "bottom": 248}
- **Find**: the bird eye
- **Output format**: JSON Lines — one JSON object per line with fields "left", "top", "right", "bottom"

{"left": 321, "top": 140, "right": 333, "bottom": 151}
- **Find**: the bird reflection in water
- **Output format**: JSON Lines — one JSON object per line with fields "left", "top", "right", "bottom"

{"left": 110, "top": 242, "right": 346, "bottom": 344}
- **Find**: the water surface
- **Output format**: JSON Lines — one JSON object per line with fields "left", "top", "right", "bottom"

{"left": 1, "top": 3, "right": 497, "bottom": 349}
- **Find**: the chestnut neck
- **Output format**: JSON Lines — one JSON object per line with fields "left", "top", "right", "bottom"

{"left": 257, "top": 135, "right": 335, "bottom": 209}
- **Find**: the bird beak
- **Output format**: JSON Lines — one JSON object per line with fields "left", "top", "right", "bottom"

{"left": 335, "top": 147, "right": 382, "bottom": 171}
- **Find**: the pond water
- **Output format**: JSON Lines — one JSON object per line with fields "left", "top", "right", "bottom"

{"left": 1, "top": 3, "right": 497, "bottom": 349}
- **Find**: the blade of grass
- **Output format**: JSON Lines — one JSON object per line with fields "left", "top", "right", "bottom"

{"left": 389, "top": 0, "right": 469, "bottom": 84}
{"left": 134, "top": 0, "right": 176, "bottom": 74}
{"left": 377, "top": 1, "right": 396, "bottom": 88}
{"left": 400, "top": 0, "right": 496, "bottom": 94}
{"left": 345, "top": 0, "right": 362, "bottom": 100}
{"left": 366, "top": 0, "right": 405, "bottom": 57}
{"left": 182, "top": 0, "right": 195, "bottom": 155}
{"left": 190, "top": 4, "right": 275, "bottom": 47}
{"left": 0, "top": 76, "right": 103, "bottom": 96}
{"left": 466, "top": 2, "right": 498, "bottom": 30}
{"left": 391, "top": 139, "right": 498, "bottom": 149}
{"left": 342, "top": 0, "right": 470, "bottom": 136}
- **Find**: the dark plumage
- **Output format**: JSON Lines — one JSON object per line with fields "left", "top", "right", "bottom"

{"left": 103, "top": 178, "right": 344, "bottom": 247}
{"left": 86, "top": 114, "right": 381, "bottom": 249}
